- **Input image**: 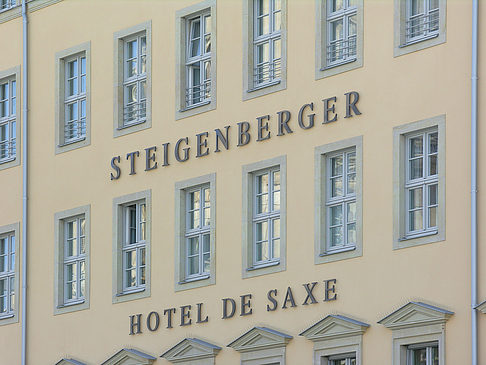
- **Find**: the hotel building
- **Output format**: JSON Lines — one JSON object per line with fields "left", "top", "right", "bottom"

{"left": 0, "top": 0, "right": 485, "bottom": 364}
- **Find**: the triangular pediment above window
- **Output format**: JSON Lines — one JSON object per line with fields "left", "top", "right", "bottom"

{"left": 300, "top": 314, "right": 369, "bottom": 341}
{"left": 227, "top": 326, "right": 292, "bottom": 352}
{"left": 476, "top": 300, "right": 486, "bottom": 314}
{"left": 161, "top": 338, "right": 221, "bottom": 363}
{"left": 55, "top": 359, "right": 87, "bottom": 365}
{"left": 101, "top": 348, "right": 156, "bottom": 365}
{"left": 378, "top": 302, "right": 454, "bottom": 330}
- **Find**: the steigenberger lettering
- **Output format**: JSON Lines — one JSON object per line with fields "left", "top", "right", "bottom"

{"left": 110, "top": 92, "right": 361, "bottom": 180}
{"left": 128, "top": 279, "right": 337, "bottom": 335}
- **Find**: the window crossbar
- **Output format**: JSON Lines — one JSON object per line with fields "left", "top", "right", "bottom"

{"left": 406, "top": 11, "right": 439, "bottom": 39}
{"left": 327, "top": 37, "right": 357, "bottom": 64}
{"left": 185, "top": 80, "right": 211, "bottom": 105}
{"left": 253, "top": 59, "right": 282, "bottom": 84}
{"left": 64, "top": 118, "right": 86, "bottom": 141}
{"left": 123, "top": 100, "right": 147, "bottom": 125}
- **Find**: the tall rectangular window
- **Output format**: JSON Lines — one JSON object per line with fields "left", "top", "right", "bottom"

{"left": 0, "top": 78, "right": 16, "bottom": 163}
{"left": 63, "top": 216, "right": 86, "bottom": 304}
{"left": 406, "top": 0, "right": 439, "bottom": 43}
{"left": 326, "top": 0, "right": 357, "bottom": 66}
{"left": 253, "top": 168, "right": 280, "bottom": 265}
{"left": 0, "top": 233, "right": 15, "bottom": 318}
{"left": 122, "top": 201, "right": 146, "bottom": 292}
{"left": 64, "top": 54, "right": 86, "bottom": 143}
{"left": 123, "top": 33, "right": 147, "bottom": 127}
{"left": 185, "top": 186, "right": 211, "bottom": 278}
{"left": 326, "top": 148, "right": 356, "bottom": 251}
{"left": 405, "top": 129, "right": 438, "bottom": 237}
{"left": 0, "top": 0, "right": 15, "bottom": 12}
{"left": 186, "top": 13, "right": 211, "bottom": 107}
{"left": 253, "top": 0, "right": 281, "bottom": 86}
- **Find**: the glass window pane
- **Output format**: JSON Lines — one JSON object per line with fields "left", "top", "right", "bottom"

{"left": 331, "top": 0, "right": 343, "bottom": 12}
{"left": 0, "top": 124, "right": 7, "bottom": 142}
{"left": 188, "top": 256, "right": 198, "bottom": 275}
{"left": 272, "top": 218, "right": 280, "bottom": 239}
{"left": 410, "top": 187, "right": 423, "bottom": 209}
{"left": 429, "top": 155, "right": 437, "bottom": 175}
{"left": 126, "top": 84, "right": 137, "bottom": 103}
{"left": 126, "top": 250, "right": 136, "bottom": 269}
{"left": 411, "top": 0, "right": 425, "bottom": 16}
{"left": 410, "top": 158, "right": 423, "bottom": 179}
{"left": 68, "top": 59, "right": 77, "bottom": 79}
{"left": 257, "top": 194, "right": 269, "bottom": 214}
{"left": 431, "top": 346, "right": 439, "bottom": 365}
{"left": 347, "top": 223, "right": 356, "bottom": 244}
{"left": 429, "top": 132, "right": 438, "bottom": 153}
{"left": 257, "top": 42, "right": 270, "bottom": 63}
{"left": 331, "top": 177, "right": 343, "bottom": 197}
{"left": 273, "top": 238, "right": 280, "bottom": 259}
{"left": 203, "top": 253, "right": 210, "bottom": 273}
{"left": 411, "top": 348, "right": 427, "bottom": 365}
{"left": 428, "top": 184, "right": 438, "bottom": 205}
{"left": 347, "top": 202, "right": 356, "bottom": 222}
{"left": 349, "top": 14, "right": 357, "bottom": 35}
{"left": 273, "top": 190, "right": 280, "bottom": 211}
{"left": 257, "top": 173, "right": 269, "bottom": 194}
{"left": 126, "top": 269, "right": 136, "bottom": 288}
{"left": 331, "top": 156, "right": 343, "bottom": 176}
{"left": 128, "top": 39, "right": 137, "bottom": 58}
{"left": 330, "top": 226, "right": 343, "bottom": 246}
{"left": 256, "top": 241, "right": 269, "bottom": 262}
{"left": 203, "top": 234, "right": 210, "bottom": 253}
{"left": 188, "top": 237, "right": 199, "bottom": 256}
{"left": 347, "top": 173, "right": 356, "bottom": 194}
{"left": 410, "top": 136, "right": 423, "bottom": 157}
{"left": 273, "top": 11, "right": 281, "bottom": 32}
{"left": 330, "top": 20, "right": 344, "bottom": 42}
{"left": 256, "top": 221, "right": 268, "bottom": 242}
{"left": 330, "top": 205, "right": 343, "bottom": 226}
{"left": 273, "top": 38, "right": 281, "bottom": 60}
{"left": 409, "top": 209, "right": 424, "bottom": 231}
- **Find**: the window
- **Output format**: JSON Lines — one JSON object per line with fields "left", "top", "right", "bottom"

{"left": 228, "top": 327, "right": 292, "bottom": 365}
{"left": 0, "top": 0, "right": 15, "bottom": 12}
{"left": 394, "top": 0, "right": 446, "bottom": 57}
{"left": 123, "top": 34, "right": 147, "bottom": 127}
{"left": 122, "top": 201, "right": 147, "bottom": 293}
{"left": 379, "top": 301, "right": 453, "bottom": 365}
{"left": 54, "top": 206, "right": 90, "bottom": 315}
{"left": 113, "top": 190, "right": 151, "bottom": 303}
{"left": 175, "top": 174, "right": 216, "bottom": 291}
{"left": 55, "top": 42, "right": 91, "bottom": 154}
{"left": 175, "top": 0, "right": 217, "bottom": 119}
{"left": 242, "top": 156, "right": 286, "bottom": 278}
{"left": 407, "top": 342, "right": 439, "bottom": 365}
{"left": 186, "top": 13, "right": 211, "bottom": 107}
{"left": 113, "top": 21, "right": 151, "bottom": 137}
{"left": 405, "top": 130, "right": 438, "bottom": 238}
{"left": 0, "top": 223, "right": 19, "bottom": 325}
{"left": 393, "top": 116, "right": 445, "bottom": 249}
{"left": 253, "top": 167, "right": 281, "bottom": 266}
{"left": 315, "top": 137, "right": 362, "bottom": 264}
{"left": 64, "top": 54, "right": 86, "bottom": 143}
{"left": 63, "top": 216, "right": 86, "bottom": 304}
{"left": 243, "top": 0, "right": 287, "bottom": 99}
{"left": 0, "top": 77, "right": 16, "bottom": 163}
{"left": 300, "top": 314, "right": 368, "bottom": 365}
{"left": 0, "top": 232, "right": 15, "bottom": 318}
{"left": 316, "top": 0, "right": 363, "bottom": 79}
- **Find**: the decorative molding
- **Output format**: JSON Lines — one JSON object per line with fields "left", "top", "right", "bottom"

{"left": 378, "top": 302, "right": 453, "bottom": 330}
{"left": 300, "top": 315, "right": 369, "bottom": 341}
{"left": 161, "top": 338, "right": 221, "bottom": 363}
{"left": 55, "top": 359, "right": 86, "bottom": 365}
{"left": 228, "top": 326, "right": 292, "bottom": 352}
{"left": 101, "top": 348, "right": 155, "bottom": 365}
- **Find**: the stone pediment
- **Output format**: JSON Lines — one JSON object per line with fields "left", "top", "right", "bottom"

{"left": 300, "top": 315, "right": 369, "bottom": 341}
{"left": 55, "top": 359, "right": 86, "bottom": 365}
{"left": 161, "top": 338, "right": 221, "bottom": 363}
{"left": 476, "top": 300, "right": 486, "bottom": 314}
{"left": 378, "top": 302, "right": 453, "bottom": 330}
{"left": 101, "top": 348, "right": 156, "bottom": 365}
{"left": 227, "top": 326, "right": 292, "bottom": 352}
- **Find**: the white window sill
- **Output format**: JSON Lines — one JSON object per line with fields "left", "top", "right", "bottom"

{"left": 179, "top": 273, "right": 210, "bottom": 284}
{"left": 0, "top": 313, "right": 14, "bottom": 320}
{"left": 322, "top": 58, "right": 357, "bottom": 71}
{"left": 247, "top": 79, "right": 281, "bottom": 93}
{"left": 57, "top": 299, "right": 85, "bottom": 309}
{"left": 400, "top": 33, "right": 439, "bottom": 48}
{"left": 180, "top": 100, "right": 211, "bottom": 112}
{"left": 117, "top": 119, "right": 146, "bottom": 131}
{"left": 320, "top": 245, "right": 356, "bottom": 257}
{"left": 247, "top": 259, "right": 280, "bottom": 271}
{"left": 116, "top": 287, "right": 145, "bottom": 297}
{"left": 59, "top": 137, "right": 86, "bottom": 147}
{"left": 400, "top": 229, "right": 438, "bottom": 241}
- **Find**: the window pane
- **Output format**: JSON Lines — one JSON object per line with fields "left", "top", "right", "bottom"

{"left": 331, "top": 156, "right": 343, "bottom": 176}
{"left": 429, "top": 132, "right": 438, "bottom": 153}
{"left": 10, "top": 237, "right": 14, "bottom": 270}
{"left": 410, "top": 136, "right": 423, "bottom": 157}
{"left": 330, "top": 19, "right": 344, "bottom": 42}
{"left": 411, "top": 348, "right": 427, "bottom": 365}
{"left": 272, "top": 218, "right": 280, "bottom": 239}
{"left": 257, "top": 42, "right": 270, "bottom": 63}
{"left": 190, "top": 20, "right": 201, "bottom": 57}
{"left": 347, "top": 173, "right": 356, "bottom": 194}
{"left": 204, "top": 15, "right": 211, "bottom": 34}
{"left": 272, "top": 190, "right": 280, "bottom": 211}
{"left": 429, "top": 155, "right": 437, "bottom": 175}
{"left": 409, "top": 209, "right": 423, "bottom": 231}
{"left": 273, "top": 38, "right": 281, "bottom": 60}
{"left": 431, "top": 346, "right": 439, "bottom": 365}
{"left": 410, "top": 187, "right": 423, "bottom": 209}
{"left": 256, "top": 241, "right": 269, "bottom": 262}
{"left": 203, "top": 253, "right": 210, "bottom": 273}
{"left": 347, "top": 223, "right": 356, "bottom": 244}
{"left": 257, "top": 173, "right": 269, "bottom": 194}
{"left": 188, "top": 256, "right": 198, "bottom": 275}
{"left": 257, "top": 194, "right": 269, "bottom": 214}
{"left": 9, "top": 277, "right": 14, "bottom": 310}
{"left": 0, "top": 239, "right": 5, "bottom": 272}
{"left": 188, "top": 237, "right": 199, "bottom": 256}
{"left": 68, "top": 59, "right": 77, "bottom": 79}
{"left": 126, "top": 269, "right": 136, "bottom": 288}
{"left": 330, "top": 205, "right": 343, "bottom": 226}
{"left": 126, "top": 250, "right": 136, "bottom": 269}
{"left": 273, "top": 10, "right": 281, "bottom": 32}
{"left": 330, "top": 226, "right": 343, "bottom": 246}
{"left": 410, "top": 158, "right": 423, "bottom": 180}
{"left": 0, "top": 124, "right": 7, "bottom": 142}
{"left": 331, "top": 177, "right": 343, "bottom": 197}
{"left": 126, "top": 83, "right": 137, "bottom": 103}
{"left": 349, "top": 14, "right": 357, "bottom": 36}
{"left": 347, "top": 202, "right": 356, "bottom": 222}
{"left": 256, "top": 221, "right": 268, "bottom": 242}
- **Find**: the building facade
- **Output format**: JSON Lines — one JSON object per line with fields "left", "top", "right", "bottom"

{"left": 0, "top": 0, "right": 485, "bottom": 364}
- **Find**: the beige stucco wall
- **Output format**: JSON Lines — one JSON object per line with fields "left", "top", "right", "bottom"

{"left": 0, "top": 0, "right": 484, "bottom": 364}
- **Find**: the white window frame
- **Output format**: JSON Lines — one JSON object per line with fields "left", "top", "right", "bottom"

{"left": 394, "top": 0, "right": 446, "bottom": 57}
{"left": 0, "top": 0, "right": 15, "bottom": 12}
{"left": 325, "top": 148, "right": 357, "bottom": 252}
{"left": 405, "top": 0, "right": 439, "bottom": 44}
{"left": 112, "top": 190, "right": 151, "bottom": 303}
{"left": 113, "top": 21, "right": 152, "bottom": 137}
{"left": 253, "top": 0, "right": 282, "bottom": 87}
{"left": 63, "top": 53, "right": 87, "bottom": 144}
{"left": 252, "top": 167, "right": 281, "bottom": 267}
{"left": 243, "top": 0, "right": 287, "bottom": 100}
{"left": 0, "top": 232, "right": 15, "bottom": 318}
{"left": 175, "top": 173, "right": 216, "bottom": 291}
{"left": 122, "top": 33, "right": 147, "bottom": 128}
{"left": 55, "top": 42, "right": 91, "bottom": 154}
{"left": 121, "top": 201, "right": 147, "bottom": 293}
{"left": 242, "top": 156, "right": 286, "bottom": 279}
{"left": 393, "top": 115, "right": 445, "bottom": 250}
{"left": 0, "top": 76, "right": 16, "bottom": 164}
{"left": 326, "top": 353, "right": 356, "bottom": 365}
{"left": 63, "top": 216, "right": 87, "bottom": 305}
{"left": 185, "top": 12, "right": 212, "bottom": 108}
{"left": 326, "top": 0, "right": 357, "bottom": 68}
{"left": 406, "top": 342, "right": 439, "bottom": 365}
{"left": 404, "top": 129, "right": 438, "bottom": 238}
